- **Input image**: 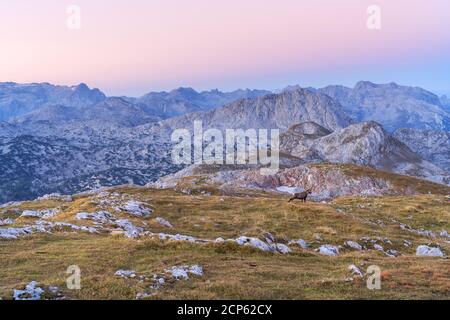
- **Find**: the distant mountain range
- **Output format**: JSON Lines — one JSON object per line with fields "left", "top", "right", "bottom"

{"left": 316, "top": 81, "right": 450, "bottom": 132}
{"left": 0, "top": 81, "right": 449, "bottom": 203}
{"left": 0, "top": 82, "right": 106, "bottom": 121}
{"left": 0, "top": 82, "right": 270, "bottom": 124}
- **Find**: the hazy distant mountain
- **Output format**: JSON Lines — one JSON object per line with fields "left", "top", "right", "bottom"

{"left": 394, "top": 128, "right": 450, "bottom": 172}
{"left": 316, "top": 81, "right": 450, "bottom": 132}
{"left": 0, "top": 82, "right": 106, "bottom": 121}
{"left": 136, "top": 87, "right": 271, "bottom": 118}
{"left": 0, "top": 83, "right": 270, "bottom": 128}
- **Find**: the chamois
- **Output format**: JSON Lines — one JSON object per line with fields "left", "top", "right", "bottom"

{"left": 288, "top": 189, "right": 312, "bottom": 203}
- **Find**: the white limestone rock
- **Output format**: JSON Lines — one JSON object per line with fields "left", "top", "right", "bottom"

{"left": 317, "top": 245, "right": 339, "bottom": 256}
{"left": 416, "top": 245, "right": 444, "bottom": 257}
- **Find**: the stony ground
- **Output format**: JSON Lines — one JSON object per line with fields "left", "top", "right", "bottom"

{"left": 0, "top": 186, "right": 449, "bottom": 300}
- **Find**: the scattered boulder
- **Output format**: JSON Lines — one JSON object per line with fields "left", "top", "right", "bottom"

{"left": 348, "top": 264, "right": 363, "bottom": 277}
{"left": 235, "top": 236, "right": 273, "bottom": 252}
{"left": 13, "top": 281, "right": 44, "bottom": 300}
{"left": 37, "top": 193, "right": 72, "bottom": 202}
{"left": 114, "top": 219, "right": 143, "bottom": 238}
{"left": 150, "top": 275, "right": 166, "bottom": 290}
{"left": 440, "top": 230, "right": 450, "bottom": 239}
{"left": 165, "top": 265, "right": 203, "bottom": 280}
{"left": 0, "top": 226, "right": 34, "bottom": 239}
{"left": 403, "top": 240, "right": 412, "bottom": 247}
{"left": 400, "top": 223, "right": 436, "bottom": 238}
{"left": 289, "top": 239, "right": 309, "bottom": 249}
{"left": 20, "top": 209, "right": 58, "bottom": 219}
{"left": 275, "top": 243, "right": 292, "bottom": 254}
{"left": 386, "top": 249, "right": 400, "bottom": 257}
{"left": 344, "top": 241, "right": 363, "bottom": 251}
{"left": 155, "top": 217, "right": 173, "bottom": 228}
{"left": 416, "top": 245, "right": 444, "bottom": 257}
{"left": 0, "top": 218, "right": 14, "bottom": 226}
{"left": 115, "top": 270, "right": 137, "bottom": 279}
{"left": 317, "top": 245, "right": 339, "bottom": 256}
{"left": 157, "top": 233, "right": 197, "bottom": 242}
{"left": 119, "top": 200, "right": 152, "bottom": 217}
{"left": 75, "top": 211, "right": 113, "bottom": 223}
{"left": 373, "top": 244, "right": 384, "bottom": 252}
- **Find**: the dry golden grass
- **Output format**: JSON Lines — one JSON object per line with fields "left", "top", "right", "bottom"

{"left": 0, "top": 186, "right": 449, "bottom": 300}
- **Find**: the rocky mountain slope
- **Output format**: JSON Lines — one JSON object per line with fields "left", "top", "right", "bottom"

{"left": 394, "top": 128, "right": 450, "bottom": 172}
{"left": 279, "top": 121, "right": 449, "bottom": 184}
{"left": 160, "top": 88, "right": 353, "bottom": 132}
{"left": 0, "top": 133, "right": 180, "bottom": 203}
{"left": 317, "top": 81, "right": 450, "bottom": 132}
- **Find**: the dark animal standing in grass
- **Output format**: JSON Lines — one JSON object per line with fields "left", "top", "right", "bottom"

{"left": 288, "top": 189, "right": 312, "bottom": 203}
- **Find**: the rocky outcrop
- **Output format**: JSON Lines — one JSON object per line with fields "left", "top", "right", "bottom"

{"left": 152, "top": 163, "right": 450, "bottom": 200}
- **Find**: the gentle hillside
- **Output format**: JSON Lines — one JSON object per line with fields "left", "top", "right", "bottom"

{"left": 0, "top": 186, "right": 449, "bottom": 299}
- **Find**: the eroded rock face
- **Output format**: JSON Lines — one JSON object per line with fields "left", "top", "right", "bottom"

{"left": 216, "top": 165, "right": 400, "bottom": 200}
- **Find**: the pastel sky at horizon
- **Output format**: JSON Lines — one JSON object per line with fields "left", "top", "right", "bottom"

{"left": 1, "top": 0, "right": 450, "bottom": 96}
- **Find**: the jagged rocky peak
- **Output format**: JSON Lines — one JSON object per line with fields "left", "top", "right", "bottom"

{"left": 162, "top": 87, "right": 353, "bottom": 132}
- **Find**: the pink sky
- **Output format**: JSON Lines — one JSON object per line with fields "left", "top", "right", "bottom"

{"left": 1, "top": 0, "right": 450, "bottom": 96}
